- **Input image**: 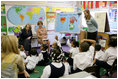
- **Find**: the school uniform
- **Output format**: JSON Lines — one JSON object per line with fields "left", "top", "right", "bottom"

{"left": 41, "top": 62, "right": 70, "bottom": 78}
{"left": 20, "top": 51, "right": 26, "bottom": 61}
{"left": 73, "top": 51, "right": 93, "bottom": 71}
{"left": 95, "top": 47, "right": 117, "bottom": 77}
{"left": 67, "top": 39, "right": 79, "bottom": 66}
{"left": 67, "top": 39, "right": 71, "bottom": 48}
{"left": 88, "top": 46, "right": 95, "bottom": 61}
{"left": 24, "top": 55, "right": 39, "bottom": 73}
{"left": 95, "top": 47, "right": 117, "bottom": 67}
{"left": 38, "top": 50, "right": 50, "bottom": 66}
{"left": 67, "top": 47, "right": 79, "bottom": 66}
{"left": 95, "top": 50, "right": 104, "bottom": 61}
{"left": 55, "top": 40, "right": 61, "bottom": 48}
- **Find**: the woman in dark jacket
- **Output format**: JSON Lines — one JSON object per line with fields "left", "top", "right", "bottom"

{"left": 19, "top": 24, "right": 32, "bottom": 52}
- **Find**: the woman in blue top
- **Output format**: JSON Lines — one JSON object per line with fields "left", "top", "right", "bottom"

{"left": 84, "top": 9, "right": 98, "bottom": 41}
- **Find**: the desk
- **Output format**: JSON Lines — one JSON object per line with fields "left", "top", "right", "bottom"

{"left": 97, "top": 32, "right": 117, "bottom": 49}
{"left": 60, "top": 71, "right": 96, "bottom": 78}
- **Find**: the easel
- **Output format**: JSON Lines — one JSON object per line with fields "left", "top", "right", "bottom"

{"left": 95, "top": 12, "right": 114, "bottom": 50}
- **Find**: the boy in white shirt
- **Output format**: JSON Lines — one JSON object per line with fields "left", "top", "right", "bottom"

{"left": 41, "top": 47, "right": 70, "bottom": 78}
{"left": 95, "top": 44, "right": 104, "bottom": 61}
{"left": 67, "top": 39, "right": 79, "bottom": 66}
{"left": 25, "top": 48, "right": 39, "bottom": 73}
{"left": 38, "top": 44, "right": 50, "bottom": 66}
{"left": 72, "top": 39, "right": 96, "bottom": 73}
{"left": 55, "top": 35, "right": 61, "bottom": 48}
{"left": 19, "top": 45, "right": 26, "bottom": 61}
{"left": 93, "top": 38, "right": 117, "bottom": 77}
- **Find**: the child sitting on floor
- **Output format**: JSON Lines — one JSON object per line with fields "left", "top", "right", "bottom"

{"left": 19, "top": 45, "right": 26, "bottom": 61}
{"left": 25, "top": 48, "right": 39, "bottom": 73}
{"left": 67, "top": 37, "right": 79, "bottom": 66}
{"left": 41, "top": 48, "right": 70, "bottom": 78}
{"left": 50, "top": 41, "right": 64, "bottom": 60}
{"left": 93, "top": 37, "right": 117, "bottom": 77}
{"left": 72, "top": 39, "right": 96, "bottom": 73}
{"left": 94, "top": 44, "right": 104, "bottom": 61}
{"left": 38, "top": 44, "right": 50, "bottom": 66}
{"left": 55, "top": 35, "right": 61, "bottom": 48}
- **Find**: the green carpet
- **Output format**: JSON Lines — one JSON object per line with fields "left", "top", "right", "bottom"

{"left": 30, "top": 66, "right": 45, "bottom": 78}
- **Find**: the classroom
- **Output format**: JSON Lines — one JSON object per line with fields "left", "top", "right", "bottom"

{"left": 1, "top": 1, "right": 117, "bottom": 78}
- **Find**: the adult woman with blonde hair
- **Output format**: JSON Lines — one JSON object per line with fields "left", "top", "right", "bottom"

{"left": 19, "top": 24, "right": 32, "bottom": 52}
{"left": 84, "top": 9, "right": 98, "bottom": 41}
{"left": 1, "top": 35, "right": 30, "bottom": 78}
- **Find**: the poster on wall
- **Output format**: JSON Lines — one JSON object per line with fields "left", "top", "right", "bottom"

{"left": 46, "top": 12, "right": 56, "bottom": 31}
{"left": 1, "top": 16, "right": 7, "bottom": 32}
{"left": 1, "top": 4, "right": 5, "bottom": 14}
{"left": 5, "top": 5, "right": 46, "bottom": 35}
{"left": 56, "top": 13, "right": 81, "bottom": 33}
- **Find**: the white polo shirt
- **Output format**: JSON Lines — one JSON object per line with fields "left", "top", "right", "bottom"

{"left": 20, "top": 51, "right": 26, "bottom": 61}
{"left": 95, "top": 50, "right": 104, "bottom": 61}
{"left": 73, "top": 46, "right": 94, "bottom": 70}
{"left": 25, "top": 55, "right": 39, "bottom": 70}
{"left": 102, "top": 47, "right": 117, "bottom": 66}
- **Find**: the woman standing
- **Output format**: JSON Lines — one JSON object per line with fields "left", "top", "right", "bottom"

{"left": 36, "top": 21, "right": 50, "bottom": 51}
{"left": 84, "top": 9, "right": 98, "bottom": 41}
{"left": 1, "top": 35, "right": 29, "bottom": 78}
{"left": 19, "top": 24, "right": 32, "bottom": 52}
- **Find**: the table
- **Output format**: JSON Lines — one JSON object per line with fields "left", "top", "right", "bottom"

{"left": 60, "top": 71, "right": 96, "bottom": 78}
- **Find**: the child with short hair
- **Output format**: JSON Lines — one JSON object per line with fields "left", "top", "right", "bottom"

{"left": 95, "top": 44, "right": 104, "bottom": 61}
{"left": 41, "top": 48, "right": 70, "bottom": 78}
{"left": 73, "top": 39, "right": 96, "bottom": 73}
{"left": 38, "top": 44, "right": 50, "bottom": 66}
{"left": 55, "top": 35, "right": 61, "bottom": 48}
{"left": 25, "top": 48, "right": 39, "bottom": 73}
{"left": 93, "top": 38, "right": 117, "bottom": 77}
{"left": 19, "top": 45, "right": 26, "bottom": 61}
{"left": 67, "top": 37, "right": 79, "bottom": 66}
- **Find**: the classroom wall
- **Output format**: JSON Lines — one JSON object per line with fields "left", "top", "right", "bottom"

{"left": 1, "top": 1, "right": 79, "bottom": 46}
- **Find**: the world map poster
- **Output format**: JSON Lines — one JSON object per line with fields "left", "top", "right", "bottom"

{"left": 5, "top": 5, "right": 46, "bottom": 35}
{"left": 56, "top": 13, "right": 80, "bottom": 33}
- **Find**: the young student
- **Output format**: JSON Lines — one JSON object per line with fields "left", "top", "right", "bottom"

{"left": 50, "top": 41, "right": 64, "bottom": 59}
{"left": 41, "top": 48, "right": 70, "bottom": 78}
{"left": 67, "top": 37, "right": 79, "bottom": 66}
{"left": 55, "top": 35, "right": 61, "bottom": 48}
{"left": 94, "top": 44, "right": 104, "bottom": 61}
{"left": 73, "top": 39, "right": 96, "bottom": 73}
{"left": 93, "top": 38, "right": 117, "bottom": 77}
{"left": 25, "top": 48, "right": 39, "bottom": 73}
{"left": 38, "top": 44, "right": 50, "bottom": 66}
{"left": 19, "top": 45, "right": 26, "bottom": 61}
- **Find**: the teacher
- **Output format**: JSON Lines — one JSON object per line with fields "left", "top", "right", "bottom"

{"left": 36, "top": 21, "right": 50, "bottom": 51}
{"left": 84, "top": 9, "right": 98, "bottom": 41}
{"left": 19, "top": 24, "right": 32, "bottom": 52}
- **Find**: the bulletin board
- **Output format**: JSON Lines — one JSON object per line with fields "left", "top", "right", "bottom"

{"left": 46, "top": 12, "right": 56, "bottom": 31}
{"left": 56, "top": 13, "right": 81, "bottom": 33}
